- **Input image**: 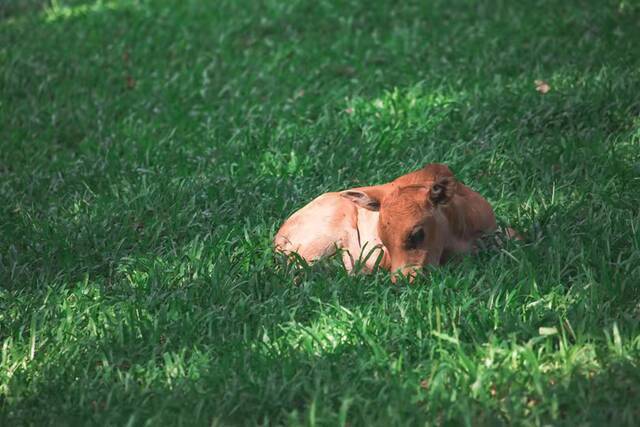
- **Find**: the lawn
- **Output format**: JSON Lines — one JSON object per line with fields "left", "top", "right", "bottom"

{"left": 1, "top": 0, "right": 640, "bottom": 425}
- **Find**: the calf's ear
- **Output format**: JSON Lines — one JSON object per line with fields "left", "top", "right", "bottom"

{"left": 341, "top": 185, "right": 387, "bottom": 211}
{"left": 422, "top": 163, "right": 454, "bottom": 179}
{"left": 429, "top": 177, "right": 455, "bottom": 205}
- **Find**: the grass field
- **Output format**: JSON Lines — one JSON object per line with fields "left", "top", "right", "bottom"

{"left": 2, "top": 0, "right": 640, "bottom": 425}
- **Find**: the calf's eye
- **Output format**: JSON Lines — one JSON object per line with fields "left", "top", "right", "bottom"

{"left": 407, "top": 227, "right": 425, "bottom": 248}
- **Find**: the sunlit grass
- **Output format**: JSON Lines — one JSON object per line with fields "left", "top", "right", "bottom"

{"left": 1, "top": 0, "right": 640, "bottom": 425}
{"left": 44, "top": 0, "right": 129, "bottom": 22}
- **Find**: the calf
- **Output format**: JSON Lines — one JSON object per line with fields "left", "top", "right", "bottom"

{"left": 274, "top": 164, "right": 497, "bottom": 279}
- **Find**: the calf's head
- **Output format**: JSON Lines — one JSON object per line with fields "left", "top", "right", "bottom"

{"left": 341, "top": 178, "right": 455, "bottom": 280}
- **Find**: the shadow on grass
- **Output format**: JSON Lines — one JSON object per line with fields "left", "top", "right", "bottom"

{"left": 2, "top": 1, "right": 640, "bottom": 424}
{"left": 1, "top": 0, "right": 639, "bottom": 351}
{"left": 0, "top": 0, "right": 48, "bottom": 20}
{"left": 2, "top": 299, "right": 639, "bottom": 425}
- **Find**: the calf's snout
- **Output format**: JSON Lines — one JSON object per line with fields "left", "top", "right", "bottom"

{"left": 390, "top": 264, "right": 422, "bottom": 283}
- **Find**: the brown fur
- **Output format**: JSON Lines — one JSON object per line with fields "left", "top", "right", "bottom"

{"left": 274, "top": 163, "right": 497, "bottom": 280}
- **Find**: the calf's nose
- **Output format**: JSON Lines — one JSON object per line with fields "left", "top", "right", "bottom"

{"left": 390, "top": 265, "right": 420, "bottom": 283}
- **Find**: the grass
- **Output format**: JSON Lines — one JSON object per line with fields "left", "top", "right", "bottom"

{"left": 1, "top": 0, "right": 640, "bottom": 424}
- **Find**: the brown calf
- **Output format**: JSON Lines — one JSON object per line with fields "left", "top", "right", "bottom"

{"left": 274, "top": 164, "right": 497, "bottom": 280}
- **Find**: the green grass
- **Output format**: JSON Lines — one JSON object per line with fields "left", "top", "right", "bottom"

{"left": 1, "top": 0, "right": 640, "bottom": 425}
